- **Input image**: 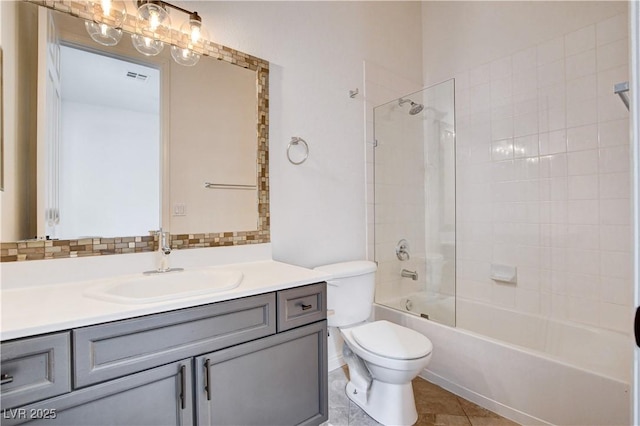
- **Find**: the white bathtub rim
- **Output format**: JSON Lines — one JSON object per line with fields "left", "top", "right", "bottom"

{"left": 375, "top": 303, "right": 633, "bottom": 386}
{"left": 374, "top": 302, "right": 631, "bottom": 386}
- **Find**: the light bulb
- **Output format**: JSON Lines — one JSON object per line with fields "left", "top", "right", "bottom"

{"left": 149, "top": 10, "right": 159, "bottom": 31}
{"left": 86, "top": 0, "right": 126, "bottom": 28}
{"left": 101, "top": 0, "right": 111, "bottom": 16}
{"left": 170, "top": 44, "right": 200, "bottom": 66}
{"left": 190, "top": 24, "right": 201, "bottom": 44}
{"left": 131, "top": 33, "right": 164, "bottom": 56}
{"left": 85, "top": 20, "right": 122, "bottom": 46}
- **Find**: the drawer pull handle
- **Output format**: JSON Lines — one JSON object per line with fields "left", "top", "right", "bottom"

{"left": 301, "top": 303, "right": 313, "bottom": 311}
{"left": 204, "top": 359, "right": 211, "bottom": 401}
{"left": 1, "top": 374, "right": 13, "bottom": 385}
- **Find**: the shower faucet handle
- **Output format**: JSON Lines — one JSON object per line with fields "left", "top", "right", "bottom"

{"left": 396, "top": 239, "right": 410, "bottom": 261}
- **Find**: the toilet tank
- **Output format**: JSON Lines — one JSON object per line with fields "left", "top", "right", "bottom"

{"left": 314, "top": 261, "right": 377, "bottom": 328}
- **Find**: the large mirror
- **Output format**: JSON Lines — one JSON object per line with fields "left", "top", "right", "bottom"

{"left": 1, "top": 1, "right": 269, "bottom": 260}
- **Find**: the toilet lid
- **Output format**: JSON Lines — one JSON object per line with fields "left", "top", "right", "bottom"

{"left": 351, "top": 320, "right": 433, "bottom": 360}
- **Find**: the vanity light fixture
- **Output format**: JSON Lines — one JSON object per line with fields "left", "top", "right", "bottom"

{"left": 84, "top": 0, "right": 210, "bottom": 66}
{"left": 84, "top": 0, "right": 127, "bottom": 46}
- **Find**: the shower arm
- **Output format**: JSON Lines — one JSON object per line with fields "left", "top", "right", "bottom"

{"left": 614, "top": 81, "right": 630, "bottom": 110}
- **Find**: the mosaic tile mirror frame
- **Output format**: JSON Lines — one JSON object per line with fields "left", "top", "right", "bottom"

{"left": 1, "top": 0, "right": 270, "bottom": 262}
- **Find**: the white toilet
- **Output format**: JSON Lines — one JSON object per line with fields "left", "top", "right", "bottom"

{"left": 315, "top": 261, "right": 433, "bottom": 426}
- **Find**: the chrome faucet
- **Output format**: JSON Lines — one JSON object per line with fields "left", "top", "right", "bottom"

{"left": 401, "top": 269, "right": 418, "bottom": 281}
{"left": 144, "top": 229, "right": 183, "bottom": 274}
{"left": 159, "top": 229, "right": 171, "bottom": 255}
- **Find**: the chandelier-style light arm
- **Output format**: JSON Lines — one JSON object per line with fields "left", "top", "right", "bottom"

{"left": 136, "top": 0, "right": 201, "bottom": 23}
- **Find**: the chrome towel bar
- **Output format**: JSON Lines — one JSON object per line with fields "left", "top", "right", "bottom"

{"left": 203, "top": 182, "right": 257, "bottom": 190}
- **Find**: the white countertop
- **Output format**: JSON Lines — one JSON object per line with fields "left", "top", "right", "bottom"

{"left": 0, "top": 260, "right": 330, "bottom": 341}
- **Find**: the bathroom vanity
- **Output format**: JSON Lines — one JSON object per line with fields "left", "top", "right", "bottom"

{"left": 0, "top": 262, "right": 329, "bottom": 426}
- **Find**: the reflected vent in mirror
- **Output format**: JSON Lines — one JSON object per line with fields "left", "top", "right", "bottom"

{"left": 126, "top": 71, "right": 149, "bottom": 82}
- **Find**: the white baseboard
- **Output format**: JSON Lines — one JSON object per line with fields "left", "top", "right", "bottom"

{"left": 328, "top": 354, "right": 345, "bottom": 372}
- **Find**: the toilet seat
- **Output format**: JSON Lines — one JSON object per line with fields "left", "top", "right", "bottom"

{"left": 350, "top": 320, "right": 432, "bottom": 360}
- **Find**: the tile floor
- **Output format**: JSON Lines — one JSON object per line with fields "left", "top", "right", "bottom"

{"left": 326, "top": 367, "right": 520, "bottom": 426}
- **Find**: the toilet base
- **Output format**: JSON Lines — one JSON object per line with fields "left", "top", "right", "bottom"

{"left": 345, "top": 379, "right": 418, "bottom": 426}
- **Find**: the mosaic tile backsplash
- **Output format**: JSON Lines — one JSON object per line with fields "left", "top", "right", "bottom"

{"left": 1, "top": 231, "right": 269, "bottom": 262}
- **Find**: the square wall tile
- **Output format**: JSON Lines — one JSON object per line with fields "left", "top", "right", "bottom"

{"left": 597, "top": 38, "right": 629, "bottom": 72}
{"left": 597, "top": 13, "right": 628, "bottom": 46}
{"left": 566, "top": 97, "right": 597, "bottom": 128}
{"left": 538, "top": 59, "right": 565, "bottom": 88}
{"left": 599, "top": 145, "right": 630, "bottom": 173}
{"left": 568, "top": 175, "right": 599, "bottom": 200}
{"left": 512, "top": 46, "right": 537, "bottom": 73}
{"left": 470, "top": 63, "right": 492, "bottom": 86}
{"left": 599, "top": 172, "right": 630, "bottom": 199}
{"left": 565, "top": 25, "right": 596, "bottom": 57}
{"left": 601, "top": 250, "right": 632, "bottom": 279}
{"left": 599, "top": 302, "right": 631, "bottom": 333}
{"left": 491, "top": 56, "right": 512, "bottom": 80}
{"left": 567, "top": 199, "right": 599, "bottom": 224}
{"left": 599, "top": 276, "right": 632, "bottom": 306}
{"left": 537, "top": 37, "right": 564, "bottom": 66}
{"left": 598, "top": 118, "right": 629, "bottom": 147}
{"left": 600, "top": 198, "right": 631, "bottom": 225}
{"left": 599, "top": 225, "right": 631, "bottom": 252}
{"left": 565, "top": 49, "right": 596, "bottom": 80}
{"left": 566, "top": 74, "right": 597, "bottom": 104}
{"left": 539, "top": 130, "right": 567, "bottom": 155}
{"left": 567, "top": 124, "right": 598, "bottom": 152}
{"left": 567, "top": 149, "right": 598, "bottom": 175}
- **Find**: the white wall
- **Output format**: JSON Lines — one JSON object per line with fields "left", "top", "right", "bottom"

{"left": 59, "top": 101, "right": 160, "bottom": 238}
{"left": 181, "top": 1, "right": 424, "bottom": 268}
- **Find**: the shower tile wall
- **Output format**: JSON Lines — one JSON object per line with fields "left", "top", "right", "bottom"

{"left": 455, "top": 13, "right": 631, "bottom": 335}
{"left": 363, "top": 61, "right": 422, "bottom": 302}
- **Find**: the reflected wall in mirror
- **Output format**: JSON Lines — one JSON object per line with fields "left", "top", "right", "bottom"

{"left": 0, "top": 1, "right": 269, "bottom": 262}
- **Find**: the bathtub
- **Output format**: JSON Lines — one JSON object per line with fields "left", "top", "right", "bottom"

{"left": 383, "top": 291, "right": 455, "bottom": 327}
{"left": 374, "top": 302, "right": 632, "bottom": 426}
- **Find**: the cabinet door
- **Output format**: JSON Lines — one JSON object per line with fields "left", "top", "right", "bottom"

{"left": 1, "top": 360, "right": 193, "bottom": 426}
{"left": 195, "top": 321, "right": 328, "bottom": 426}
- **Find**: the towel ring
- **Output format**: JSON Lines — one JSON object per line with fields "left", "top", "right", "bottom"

{"left": 287, "top": 137, "right": 309, "bottom": 165}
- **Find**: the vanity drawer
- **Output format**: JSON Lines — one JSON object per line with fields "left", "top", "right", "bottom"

{"left": 277, "top": 283, "right": 326, "bottom": 332}
{"left": 0, "top": 332, "right": 71, "bottom": 409}
{"left": 73, "top": 293, "right": 276, "bottom": 388}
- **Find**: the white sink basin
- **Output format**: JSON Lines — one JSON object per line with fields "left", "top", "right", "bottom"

{"left": 84, "top": 268, "right": 243, "bottom": 304}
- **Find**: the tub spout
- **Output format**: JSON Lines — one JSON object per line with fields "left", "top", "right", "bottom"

{"left": 401, "top": 269, "right": 418, "bottom": 281}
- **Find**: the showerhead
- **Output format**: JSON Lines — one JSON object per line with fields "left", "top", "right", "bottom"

{"left": 409, "top": 102, "right": 424, "bottom": 115}
{"left": 398, "top": 98, "right": 424, "bottom": 115}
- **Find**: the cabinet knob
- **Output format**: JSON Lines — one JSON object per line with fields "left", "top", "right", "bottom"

{"left": 301, "top": 304, "right": 313, "bottom": 311}
{"left": 1, "top": 373, "right": 14, "bottom": 385}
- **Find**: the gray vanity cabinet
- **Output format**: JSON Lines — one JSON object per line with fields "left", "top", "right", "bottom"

{"left": 195, "top": 321, "right": 328, "bottom": 426}
{"left": 1, "top": 359, "right": 193, "bottom": 426}
{"left": 1, "top": 283, "right": 327, "bottom": 426}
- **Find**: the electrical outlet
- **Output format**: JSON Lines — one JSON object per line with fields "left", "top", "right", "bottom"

{"left": 173, "top": 203, "right": 186, "bottom": 216}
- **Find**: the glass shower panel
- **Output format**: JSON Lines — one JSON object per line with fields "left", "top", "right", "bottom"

{"left": 373, "top": 79, "right": 455, "bottom": 327}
